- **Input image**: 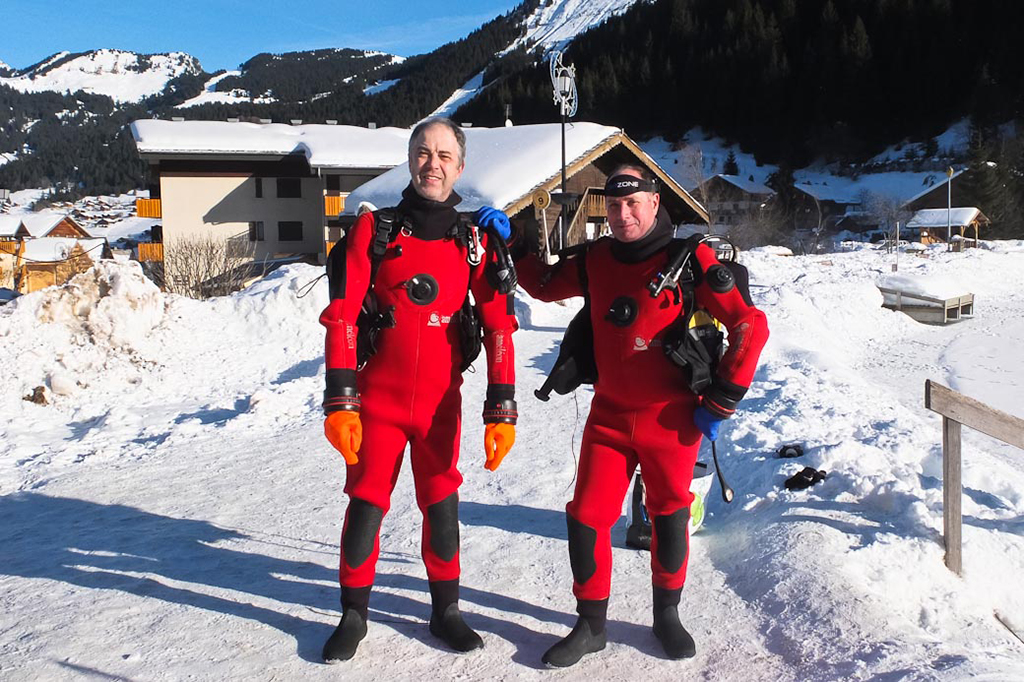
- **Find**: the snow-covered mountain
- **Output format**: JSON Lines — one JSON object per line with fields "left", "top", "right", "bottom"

{"left": 510, "top": 0, "right": 643, "bottom": 56}
{"left": 431, "top": 0, "right": 644, "bottom": 116}
{"left": 0, "top": 49, "right": 202, "bottom": 103}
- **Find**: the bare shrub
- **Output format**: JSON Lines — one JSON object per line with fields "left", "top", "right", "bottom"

{"left": 162, "top": 234, "right": 263, "bottom": 300}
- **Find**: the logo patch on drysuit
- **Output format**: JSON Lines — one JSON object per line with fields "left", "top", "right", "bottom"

{"left": 633, "top": 336, "right": 649, "bottom": 351}
{"left": 427, "top": 312, "right": 453, "bottom": 327}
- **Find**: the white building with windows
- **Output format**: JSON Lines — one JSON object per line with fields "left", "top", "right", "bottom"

{"left": 130, "top": 119, "right": 412, "bottom": 264}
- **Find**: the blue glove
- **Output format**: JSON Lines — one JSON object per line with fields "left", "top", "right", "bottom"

{"left": 693, "top": 405, "right": 724, "bottom": 442}
{"left": 474, "top": 206, "right": 511, "bottom": 240}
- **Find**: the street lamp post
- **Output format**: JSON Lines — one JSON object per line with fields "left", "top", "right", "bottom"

{"left": 549, "top": 51, "right": 578, "bottom": 252}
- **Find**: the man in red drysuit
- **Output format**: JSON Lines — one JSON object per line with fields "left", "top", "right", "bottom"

{"left": 514, "top": 165, "right": 769, "bottom": 666}
{"left": 318, "top": 117, "right": 518, "bottom": 662}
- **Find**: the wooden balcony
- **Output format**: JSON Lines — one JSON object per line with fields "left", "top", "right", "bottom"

{"left": 324, "top": 194, "right": 344, "bottom": 217}
{"left": 0, "top": 241, "right": 18, "bottom": 255}
{"left": 136, "top": 198, "right": 162, "bottom": 218}
{"left": 138, "top": 242, "right": 164, "bottom": 262}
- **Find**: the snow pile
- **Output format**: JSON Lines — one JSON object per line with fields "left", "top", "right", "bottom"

{"left": 877, "top": 272, "right": 970, "bottom": 300}
{"left": 1, "top": 241, "right": 1023, "bottom": 679}
{"left": 34, "top": 260, "right": 166, "bottom": 351}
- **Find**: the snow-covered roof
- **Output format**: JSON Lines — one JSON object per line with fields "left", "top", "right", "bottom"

{"left": 793, "top": 181, "right": 862, "bottom": 204}
{"left": 19, "top": 213, "right": 73, "bottom": 238}
{"left": 907, "top": 207, "right": 988, "bottom": 229}
{"left": 900, "top": 168, "right": 967, "bottom": 207}
{"left": 714, "top": 174, "right": 774, "bottom": 196}
{"left": 21, "top": 237, "right": 105, "bottom": 263}
{"left": 346, "top": 122, "right": 621, "bottom": 213}
{"left": 131, "top": 119, "right": 412, "bottom": 170}
{"left": 0, "top": 215, "right": 21, "bottom": 237}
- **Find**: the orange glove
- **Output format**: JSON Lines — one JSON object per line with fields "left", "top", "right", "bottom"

{"left": 484, "top": 423, "right": 515, "bottom": 471}
{"left": 325, "top": 411, "right": 362, "bottom": 465}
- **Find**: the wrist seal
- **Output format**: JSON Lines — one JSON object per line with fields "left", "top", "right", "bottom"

{"left": 323, "top": 368, "right": 361, "bottom": 414}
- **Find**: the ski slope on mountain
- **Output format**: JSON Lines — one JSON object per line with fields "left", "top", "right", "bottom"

{"left": 1, "top": 240, "right": 1023, "bottom": 680}
{"left": 508, "top": 0, "right": 642, "bottom": 56}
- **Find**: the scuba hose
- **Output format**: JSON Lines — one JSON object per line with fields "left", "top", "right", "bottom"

{"left": 711, "top": 441, "right": 734, "bottom": 503}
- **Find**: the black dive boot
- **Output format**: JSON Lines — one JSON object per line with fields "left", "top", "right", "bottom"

{"left": 428, "top": 579, "right": 483, "bottom": 652}
{"left": 652, "top": 586, "right": 695, "bottom": 659}
{"left": 541, "top": 598, "right": 608, "bottom": 668}
{"left": 322, "top": 586, "right": 371, "bottom": 663}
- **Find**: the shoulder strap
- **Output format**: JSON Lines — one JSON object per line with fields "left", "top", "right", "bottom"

{"left": 369, "top": 208, "right": 401, "bottom": 282}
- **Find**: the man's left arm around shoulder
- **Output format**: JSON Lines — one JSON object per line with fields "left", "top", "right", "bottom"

{"left": 691, "top": 243, "right": 770, "bottom": 421}
{"left": 471, "top": 208, "right": 520, "bottom": 471}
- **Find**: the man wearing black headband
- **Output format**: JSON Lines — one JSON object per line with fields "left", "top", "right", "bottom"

{"left": 513, "top": 164, "right": 769, "bottom": 667}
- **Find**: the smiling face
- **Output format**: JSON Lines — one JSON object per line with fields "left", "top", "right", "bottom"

{"left": 606, "top": 169, "right": 660, "bottom": 243}
{"left": 408, "top": 123, "right": 464, "bottom": 202}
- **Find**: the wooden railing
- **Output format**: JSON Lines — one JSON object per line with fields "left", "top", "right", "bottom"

{"left": 0, "top": 241, "right": 18, "bottom": 254}
{"left": 136, "top": 198, "right": 162, "bottom": 218}
{"left": 565, "top": 188, "right": 608, "bottom": 245}
{"left": 138, "top": 242, "right": 164, "bottom": 262}
{"left": 324, "top": 194, "right": 344, "bottom": 216}
{"left": 924, "top": 380, "right": 1024, "bottom": 575}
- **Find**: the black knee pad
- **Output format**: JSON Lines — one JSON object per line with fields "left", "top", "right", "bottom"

{"left": 343, "top": 498, "right": 384, "bottom": 569}
{"left": 566, "top": 512, "right": 598, "bottom": 585}
{"left": 426, "top": 493, "right": 460, "bottom": 562}
{"left": 653, "top": 508, "right": 690, "bottom": 574}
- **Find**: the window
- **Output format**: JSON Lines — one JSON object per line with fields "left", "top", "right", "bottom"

{"left": 277, "top": 177, "right": 302, "bottom": 198}
{"left": 255, "top": 177, "right": 263, "bottom": 198}
{"left": 278, "top": 221, "right": 303, "bottom": 242}
{"left": 248, "top": 221, "right": 265, "bottom": 242}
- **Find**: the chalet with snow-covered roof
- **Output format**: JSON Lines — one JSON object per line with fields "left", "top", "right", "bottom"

{"left": 791, "top": 182, "right": 863, "bottom": 233}
{"left": 901, "top": 168, "right": 971, "bottom": 212}
{"left": 10, "top": 237, "right": 109, "bottom": 294}
{"left": 697, "top": 174, "right": 775, "bottom": 230}
{"left": 132, "top": 119, "right": 707, "bottom": 264}
{"left": 906, "top": 207, "right": 989, "bottom": 250}
{"left": 347, "top": 122, "right": 707, "bottom": 255}
{"left": 131, "top": 119, "right": 412, "bottom": 264}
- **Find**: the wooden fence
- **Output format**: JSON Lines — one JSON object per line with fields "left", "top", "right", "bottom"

{"left": 924, "top": 380, "right": 1024, "bottom": 575}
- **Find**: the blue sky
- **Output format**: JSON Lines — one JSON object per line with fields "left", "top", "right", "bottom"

{"left": 2, "top": 0, "right": 521, "bottom": 72}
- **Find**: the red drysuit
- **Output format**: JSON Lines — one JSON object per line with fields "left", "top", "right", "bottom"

{"left": 320, "top": 199, "right": 517, "bottom": 589}
{"left": 517, "top": 228, "right": 768, "bottom": 600}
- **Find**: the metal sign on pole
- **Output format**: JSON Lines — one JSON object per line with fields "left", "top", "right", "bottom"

{"left": 549, "top": 51, "right": 578, "bottom": 252}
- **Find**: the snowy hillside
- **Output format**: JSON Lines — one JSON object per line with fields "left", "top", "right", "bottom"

{"left": 0, "top": 50, "right": 202, "bottom": 103}
{"left": 1, "top": 239, "right": 1023, "bottom": 679}
{"left": 434, "top": 0, "right": 643, "bottom": 116}
{"left": 509, "top": 0, "right": 643, "bottom": 56}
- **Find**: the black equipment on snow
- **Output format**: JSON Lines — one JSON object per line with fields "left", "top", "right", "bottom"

{"left": 777, "top": 443, "right": 804, "bottom": 458}
{"left": 784, "top": 467, "right": 827, "bottom": 490}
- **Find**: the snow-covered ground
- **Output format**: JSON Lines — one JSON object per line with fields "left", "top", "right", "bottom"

{"left": 2, "top": 237, "right": 1023, "bottom": 680}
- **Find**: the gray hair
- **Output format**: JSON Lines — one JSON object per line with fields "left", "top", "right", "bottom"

{"left": 409, "top": 117, "right": 466, "bottom": 165}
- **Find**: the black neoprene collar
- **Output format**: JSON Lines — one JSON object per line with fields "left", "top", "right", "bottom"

{"left": 397, "top": 184, "right": 462, "bottom": 241}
